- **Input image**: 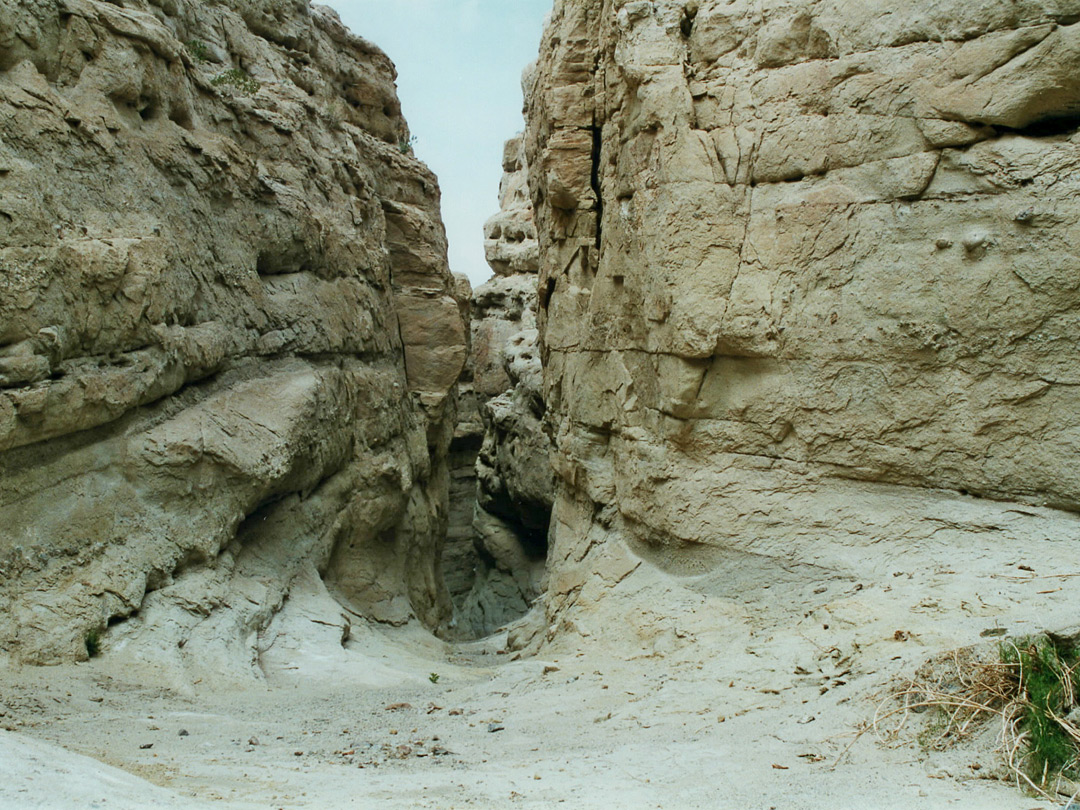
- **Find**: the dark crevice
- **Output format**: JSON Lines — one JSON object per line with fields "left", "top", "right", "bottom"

{"left": 997, "top": 114, "right": 1080, "bottom": 138}
{"left": 478, "top": 478, "right": 550, "bottom": 552}
{"left": 590, "top": 123, "right": 603, "bottom": 251}
{"left": 680, "top": 3, "right": 698, "bottom": 38}
{"left": 540, "top": 276, "right": 556, "bottom": 310}
{"left": 256, "top": 244, "right": 316, "bottom": 275}
{"left": 449, "top": 432, "right": 483, "bottom": 455}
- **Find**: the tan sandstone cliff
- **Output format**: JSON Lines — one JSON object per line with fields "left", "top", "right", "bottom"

{"left": 525, "top": 0, "right": 1080, "bottom": 647}
{"left": 0, "top": 0, "right": 466, "bottom": 672}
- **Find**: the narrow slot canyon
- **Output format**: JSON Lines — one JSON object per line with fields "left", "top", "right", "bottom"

{"left": 443, "top": 135, "right": 553, "bottom": 641}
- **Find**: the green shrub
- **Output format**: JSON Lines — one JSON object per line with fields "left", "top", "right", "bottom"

{"left": 211, "top": 68, "right": 260, "bottom": 95}
{"left": 884, "top": 636, "right": 1080, "bottom": 797}
{"left": 186, "top": 39, "right": 210, "bottom": 62}
{"left": 1000, "top": 637, "right": 1080, "bottom": 784}
{"left": 85, "top": 628, "right": 101, "bottom": 658}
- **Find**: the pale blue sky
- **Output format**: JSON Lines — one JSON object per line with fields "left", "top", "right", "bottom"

{"left": 326, "top": 1, "right": 552, "bottom": 287}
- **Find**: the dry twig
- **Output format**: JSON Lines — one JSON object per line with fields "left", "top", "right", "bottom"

{"left": 865, "top": 641, "right": 1080, "bottom": 800}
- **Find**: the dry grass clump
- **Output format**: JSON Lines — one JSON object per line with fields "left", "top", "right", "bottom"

{"left": 875, "top": 637, "right": 1080, "bottom": 801}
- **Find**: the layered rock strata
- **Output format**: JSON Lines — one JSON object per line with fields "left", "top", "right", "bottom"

{"left": 0, "top": 0, "right": 466, "bottom": 671}
{"left": 526, "top": 0, "right": 1080, "bottom": 643}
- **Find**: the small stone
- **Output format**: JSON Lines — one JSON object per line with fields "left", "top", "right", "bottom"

{"left": 139, "top": 743, "right": 153, "bottom": 750}
{"left": 248, "top": 736, "right": 259, "bottom": 746}
{"left": 178, "top": 729, "right": 189, "bottom": 737}
{"left": 962, "top": 233, "right": 988, "bottom": 254}
{"left": 487, "top": 723, "right": 505, "bottom": 733}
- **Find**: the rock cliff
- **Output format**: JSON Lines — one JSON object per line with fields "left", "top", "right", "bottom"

{"left": 0, "top": 0, "right": 466, "bottom": 671}
{"left": 526, "top": 0, "right": 1080, "bottom": 646}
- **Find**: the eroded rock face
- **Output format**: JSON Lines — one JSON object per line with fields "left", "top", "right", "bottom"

{"left": 447, "top": 136, "right": 553, "bottom": 639}
{"left": 460, "top": 273, "right": 549, "bottom": 637}
{"left": 483, "top": 135, "right": 540, "bottom": 277}
{"left": 0, "top": 0, "right": 466, "bottom": 671}
{"left": 527, "top": 0, "right": 1080, "bottom": 645}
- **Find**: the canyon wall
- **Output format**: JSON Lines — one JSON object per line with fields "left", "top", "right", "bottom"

{"left": 0, "top": 0, "right": 466, "bottom": 671}
{"left": 526, "top": 0, "right": 1080, "bottom": 644}
{"left": 8, "top": 0, "right": 1078, "bottom": 669}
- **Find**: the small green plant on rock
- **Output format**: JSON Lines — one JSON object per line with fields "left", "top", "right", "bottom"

{"left": 399, "top": 135, "right": 418, "bottom": 155}
{"left": 84, "top": 628, "right": 101, "bottom": 658}
{"left": 185, "top": 39, "right": 210, "bottom": 62}
{"left": 211, "top": 68, "right": 260, "bottom": 95}
{"left": 428, "top": 672, "right": 440, "bottom": 684}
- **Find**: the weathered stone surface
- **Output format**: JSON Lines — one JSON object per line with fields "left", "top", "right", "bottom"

{"left": 444, "top": 136, "right": 553, "bottom": 639}
{"left": 0, "top": 0, "right": 465, "bottom": 671}
{"left": 483, "top": 136, "right": 539, "bottom": 277}
{"left": 464, "top": 276, "right": 549, "bottom": 637}
{"left": 526, "top": 0, "right": 1080, "bottom": 645}
{"left": 475, "top": 333, "right": 549, "bottom": 542}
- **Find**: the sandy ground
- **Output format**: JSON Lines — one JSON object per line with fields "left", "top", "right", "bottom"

{"left": 3, "top": 519, "right": 1079, "bottom": 810}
